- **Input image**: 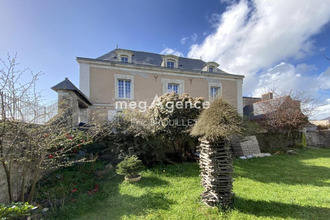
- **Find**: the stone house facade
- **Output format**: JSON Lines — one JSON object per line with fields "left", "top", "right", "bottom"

{"left": 52, "top": 48, "right": 244, "bottom": 125}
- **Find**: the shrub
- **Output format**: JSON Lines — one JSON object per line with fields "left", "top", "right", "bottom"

{"left": 116, "top": 156, "right": 144, "bottom": 178}
{"left": 242, "top": 116, "right": 263, "bottom": 136}
{"left": 0, "top": 202, "right": 35, "bottom": 219}
{"left": 148, "top": 92, "right": 205, "bottom": 159}
{"left": 93, "top": 110, "right": 167, "bottom": 166}
{"left": 191, "top": 98, "right": 242, "bottom": 141}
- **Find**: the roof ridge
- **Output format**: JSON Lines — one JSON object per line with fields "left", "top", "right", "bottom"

{"left": 102, "top": 48, "right": 207, "bottom": 62}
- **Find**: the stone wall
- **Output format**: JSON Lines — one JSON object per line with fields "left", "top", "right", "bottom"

{"left": 0, "top": 132, "right": 42, "bottom": 204}
{"left": 0, "top": 162, "right": 34, "bottom": 204}
{"left": 305, "top": 130, "right": 330, "bottom": 148}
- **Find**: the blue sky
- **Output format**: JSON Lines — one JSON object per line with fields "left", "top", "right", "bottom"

{"left": 0, "top": 0, "right": 329, "bottom": 119}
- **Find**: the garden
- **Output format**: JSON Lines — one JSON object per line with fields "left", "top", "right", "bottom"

{"left": 33, "top": 148, "right": 330, "bottom": 219}
{"left": 1, "top": 57, "right": 329, "bottom": 219}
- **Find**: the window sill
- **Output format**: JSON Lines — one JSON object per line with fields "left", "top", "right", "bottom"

{"left": 114, "top": 98, "right": 135, "bottom": 101}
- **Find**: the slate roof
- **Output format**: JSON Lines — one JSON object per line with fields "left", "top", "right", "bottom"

{"left": 51, "top": 78, "right": 92, "bottom": 105}
{"left": 95, "top": 49, "right": 241, "bottom": 77}
{"left": 243, "top": 96, "right": 289, "bottom": 118}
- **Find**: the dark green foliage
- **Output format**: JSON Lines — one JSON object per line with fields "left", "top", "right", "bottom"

{"left": 34, "top": 161, "right": 105, "bottom": 215}
{"left": 191, "top": 98, "right": 243, "bottom": 141}
{"left": 148, "top": 92, "right": 204, "bottom": 158}
{"left": 93, "top": 111, "right": 167, "bottom": 166}
{"left": 0, "top": 202, "right": 35, "bottom": 219}
{"left": 256, "top": 131, "right": 304, "bottom": 152}
{"left": 148, "top": 92, "right": 205, "bottom": 137}
{"left": 243, "top": 116, "right": 263, "bottom": 136}
{"left": 94, "top": 93, "right": 205, "bottom": 165}
{"left": 116, "top": 156, "right": 144, "bottom": 178}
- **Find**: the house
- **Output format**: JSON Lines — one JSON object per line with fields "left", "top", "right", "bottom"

{"left": 243, "top": 93, "right": 302, "bottom": 119}
{"left": 310, "top": 117, "right": 330, "bottom": 128}
{"left": 52, "top": 48, "right": 244, "bottom": 125}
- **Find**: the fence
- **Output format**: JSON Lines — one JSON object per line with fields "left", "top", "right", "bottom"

{"left": 0, "top": 92, "right": 57, "bottom": 124}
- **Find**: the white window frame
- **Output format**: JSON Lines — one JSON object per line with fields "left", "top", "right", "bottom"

{"left": 161, "top": 78, "right": 184, "bottom": 94}
{"left": 210, "top": 86, "right": 220, "bottom": 99}
{"left": 167, "top": 83, "right": 179, "bottom": 93}
{"left": 208, "top": 82, "right": 222, "bottom": 100}
{"left": 167, "top": 60, "right": 175, "bottom": 68}
{"left": 209, "top": 66, "right": 215, "bottom": 72}
{"left": 115, "top": 74, "right": 134, "bottom": 100}
{"left": 121, "top": 55, "right": 128, "bottom": 63}
{"left": 161, "top": 55, "right": 179, "bottom": 68}
{"left": 115, "top": 50, "right": 133, "bottom": 63}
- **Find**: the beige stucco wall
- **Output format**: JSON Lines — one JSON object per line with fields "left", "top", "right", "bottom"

{"left": 79, "top": 63, "right": 242, "bottom": 124}
{"left": 89, "top": 67, "right": 238, "bottom": 106}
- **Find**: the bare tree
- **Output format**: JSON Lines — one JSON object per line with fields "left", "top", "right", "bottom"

{"left": 253, "top": 90, "right": 315, "bottom": 147}
{"left": 0, "top": 54, "right": 94, "bottom": 203}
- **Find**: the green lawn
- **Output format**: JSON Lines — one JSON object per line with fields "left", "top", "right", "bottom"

{"left": 48, "top": 148, "right": 330, "bottom": 219}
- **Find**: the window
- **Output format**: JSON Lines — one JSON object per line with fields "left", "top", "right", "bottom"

{"left": 167, "top": 60, "right": 175, "bottom": 68}
{"left": 203, "top": 62, "right": 219, "bottom": 72}
{"left": 118, "top": 79, "right": 131, "bottom": 98}
{"left": 121, "top": 56, "right": 128, "bottom": 63}
{"left": 161, "top": 78, "right": 184, "bottom": 94}
{"left": 115, "top": 74, "right": 134, "bottom": 99}
{"left": 210, "top": 87, "right": 220, "bottom": 98}
{"left": 167, "top": 83, "right": 179, "bottom": 93}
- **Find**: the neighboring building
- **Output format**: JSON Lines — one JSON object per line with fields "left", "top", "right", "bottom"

{"left": 310, "top": 118, "right": 330, "bottom": 127}
{"left": 52, "top": 48, "right": 244, "bottom": 125}
{"left": 243, "top": 93, "right": 301, "bottom": 119}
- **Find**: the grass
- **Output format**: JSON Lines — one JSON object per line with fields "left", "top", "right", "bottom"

{"left": 43, "top": 148, "right": 330, "bottom": 219}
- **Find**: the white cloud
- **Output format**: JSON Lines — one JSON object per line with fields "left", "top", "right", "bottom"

{"left": 313, "top": 99, "right": 330, "bottom": 120}
{"left": 253, "top": 64, "right": 330, "bottom": 119}
{"left": 180, "top": 36, "right": 189, "bottom": 45}
{"left": 318, "top": 67, "right": 330, "bottom": 91}
{"left": 188, "top": 0, "right": 330, "bottom": 76}
{"left": 296, "top": 63, "right": 317, "bottom": 74}
{"left": 252, "top": 62, "right": 325, "bottom": 96}
{"left": 188, "top": 0, "right": 330, "bottom": 118}
{"left": 180, "top": 34, "right": 198, "bottom": 45}
{"left": 160, "top": 47, "right": 184, "bottom": 57}
{"left": 191, "top": 33, "right": 198, "bottom": 42}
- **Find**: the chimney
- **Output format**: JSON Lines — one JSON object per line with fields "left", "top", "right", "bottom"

{"left": 262, "top": 92, "right": 273, "bottom": 101}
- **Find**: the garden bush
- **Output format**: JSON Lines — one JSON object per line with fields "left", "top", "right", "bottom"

{"left": 116, "top": 155, "right": 144, "bottom": 178}
{"left": 0, "top": 202, "right": 35, "bottom": 220}
{"left": 92, "top": 111, "right": 168, "bottom": 166}
{"left": 148, "top": 92, "right": 205, "bottom": 160}
{"left": 92, "top": 93, "right": 205, "bottom": 166}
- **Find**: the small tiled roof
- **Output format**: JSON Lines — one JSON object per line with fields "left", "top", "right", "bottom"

{"left": 243, "top": 96, "right": 289, "bottom": 118}
{"left": 51, "top": 78, "right": 92, "bottom": 105}
{"left": 97, "top": 49, "right": 238, "bottom": 76}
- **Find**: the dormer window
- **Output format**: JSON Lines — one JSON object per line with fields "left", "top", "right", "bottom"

{"left": 167, "top": 60, "right": 175, "bottom": 68}
{"left": 203, "top": 62, "right": 219, "bottom": 72}
{"left": 161, "top": 55, "right": 179, "bottom": 69}
{"left": 121, "top": 55, "right": 128, "bottom": 63}
{"left": 115, "top": 50, "right": 134, "bottom": 63}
